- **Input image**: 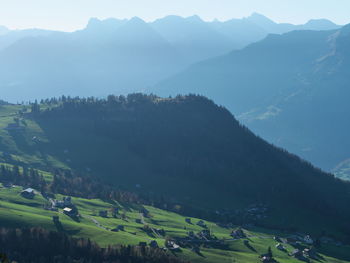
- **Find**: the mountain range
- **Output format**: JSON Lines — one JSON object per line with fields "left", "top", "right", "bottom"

{"left": 0, "top": 14, "right": 341, "bottom": 102}
{"left": 153, "top": 24, "right": 350, "bottom": 175}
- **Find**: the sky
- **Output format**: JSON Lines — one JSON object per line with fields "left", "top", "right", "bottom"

{"left": 0, "top": 0, "right": 350, "bottom": 31}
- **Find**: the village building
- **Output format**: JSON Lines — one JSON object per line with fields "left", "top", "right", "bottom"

{"left": 166, "top": 240, "right": 180, "bottom": 251}
{"left": 303, "top": 248, "right": 317, "bottom": 258}
{"left": 53, "top": 200, "right": 65, "bottom": 208}
{"left": 196, "top": 220, "right": 207, "bottom": 228}
{"left": 275, "top": 243, "right": 285, "bottom": 251}
{"left": 273, "top": 236, "right": 281, "bottom": 242}
{"left": 63, "top": 207, "right": 76, "bottom": 217}
{"left": 231, "top": 228, "right": 246, "bottom": 239}
{"left": 111, "top": 225, "right": 124, "bottom": 232}
{"left": 52, "top": 196, "right": 73, "bottom": 208}
{"left": 290, "top": 249, "right": 304, "bottom": 259}
{"left": 99, "top": 210, "right": 108, "bottom": 217}
{"left": 20, "top": 188, "right": 35, "bottom": 199}
{"left": 117, "top": 225, "right": 125, "bottom": 231}
{"left": 261, "top": 256, "right": 272, "bottom": 263}
{"left": 198, "top": 229, "right": 211, "bottom": 239}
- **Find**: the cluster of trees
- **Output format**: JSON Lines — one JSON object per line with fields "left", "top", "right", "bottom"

{"left": 0, "top": 165, "right": 46, "bottom": 191}
{"left": 0, "top": 164, "right": 219, "bottom": 223}
{"left": 50, "top": 170, "right": 141, "bottom": 204}
{"left": 0, "top": 227, "right": 187, "bottom": 263}
{"left": 0, "top": 165, "right": 142, "bottom": 204}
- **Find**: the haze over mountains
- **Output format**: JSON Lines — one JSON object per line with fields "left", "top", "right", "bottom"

{"left": 154, "top": 24, "right": 350, "bottom": 175}
{"left": 0, "top": 13, "right": 341, "bottom": 102}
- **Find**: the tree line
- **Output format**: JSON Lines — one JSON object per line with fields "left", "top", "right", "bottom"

{"left": 0, "top": 227, "right": 187, "bottom": 263}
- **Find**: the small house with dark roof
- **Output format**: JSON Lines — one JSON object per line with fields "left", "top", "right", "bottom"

{"left": 290, "top": 249, "right": 304, "bottom": 259}
{"left": 99, "top": 210, "right": 108, "bottom": 217}
{"left": 185, "top": 218, "right": 192, "bottom": 224}
{"left": 111, "top": 225, "right": 125, "bottom": 232}
{"left": 63, "top": 207, "right": 76, "bottom": 217}
{"left": 166, "top": 240, "right": 180, "bottom": 251}
{"left": 20, "top": 188, "right": 35, "bottom": 199}
{"left": 231, "top": 228, "right": 246, "bottom": 239}
{"left": 275, "top": 243, "right": 285, "bottom": 251}
{"left": 303, "top": 248, "right": 317, "bottom": 258}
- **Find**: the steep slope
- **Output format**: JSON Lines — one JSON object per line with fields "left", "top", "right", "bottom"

{"left": 1, "top": 95, "right": 350, "bottom": 234}
{"left": 153, "top": 25, "right": 350, "bottom": 173}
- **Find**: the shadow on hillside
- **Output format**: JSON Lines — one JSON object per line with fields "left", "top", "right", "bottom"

{"left": 244, "top": 240, "right": 257, "bottom": 252}
{"left": 54, "top": 220, "right": 80, "bottom": 235}
{"left": 317, "top": 245, "right": 350, "bottom": 262}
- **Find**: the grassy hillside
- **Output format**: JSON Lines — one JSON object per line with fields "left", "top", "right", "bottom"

{"left": 1, "top": 182, "right": 350, "bottom": 263}
{"left": 1, "top": 96, "right": 350, "bottom": 238}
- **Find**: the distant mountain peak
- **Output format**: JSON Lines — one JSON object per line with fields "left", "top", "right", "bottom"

{"left": 186, "top": 15, "right": 204, "bottom": 23}
{"left": 85, "top": 17, "right": 127, "bottom": 31}
{"left": 305, "top": 18, "right": 337, "bottom": 26}
{"left": 303, "top": 18, "right": 340, "bottom": 30}
{"left": 129, "top": 16, "right": 147, "bottom": 24}
{"left": 247, "top": 12, "right": 275, "bottom": 24}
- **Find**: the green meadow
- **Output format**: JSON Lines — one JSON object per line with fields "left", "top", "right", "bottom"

{"left": 1, "top": 183, "right": 349, "bottom": 263}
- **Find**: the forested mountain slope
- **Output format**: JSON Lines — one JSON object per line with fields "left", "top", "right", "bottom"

{"left": 1, "top": 95, "right": 350, "bottom": 235}
{"left": 153, "top": 24, "right": 350, "bottom": 175}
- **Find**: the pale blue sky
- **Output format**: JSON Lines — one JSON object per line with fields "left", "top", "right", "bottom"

{"left": 1, "top": 0, "right": 349, "bottom": 31}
